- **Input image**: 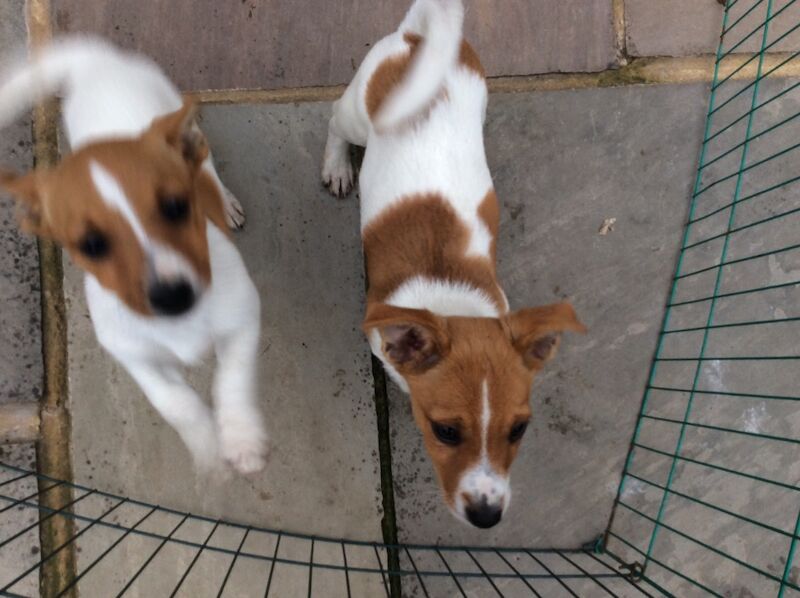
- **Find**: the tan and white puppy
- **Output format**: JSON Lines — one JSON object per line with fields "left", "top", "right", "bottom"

{"left": 0, "top": 38, "right": 267, "bottom": 474}
{"left": 323, "top": 0, "right": 585, "bottom": 528}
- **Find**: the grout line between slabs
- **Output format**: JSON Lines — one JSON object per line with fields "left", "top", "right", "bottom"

{"left": 189, "top": 53, "right": 800, "bottom": 106}
{"left": 25, "top": 0, "right": 78, "bottom": 596}
{"left": 612, "top": 0, "right": 629, "bottom": 66}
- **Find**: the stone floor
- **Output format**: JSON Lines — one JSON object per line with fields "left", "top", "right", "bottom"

{"left": 0, "top": 0, "right": 40, "bottom": 408}
{"left": 0, "top": 0, "right": 39, "bottom": 590}
{"left": 4, "top": 0, "right": 800, "bottom": 596}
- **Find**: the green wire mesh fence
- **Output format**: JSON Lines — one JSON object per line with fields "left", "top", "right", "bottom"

{"left": 2, "top": 0, "right": 800, "bottom": 595}
{"left": 605, "top": 0, "right": 800, "bottom": 596}
{"left": 0, "top": 461, "right": 650, "bottom": 597}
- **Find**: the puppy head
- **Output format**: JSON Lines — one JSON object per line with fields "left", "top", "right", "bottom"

{"left": 1, "top": 101, "right": 225, "bottom": 316}
{"left": 364, "top": 302, "right": 585, "bottom": 528}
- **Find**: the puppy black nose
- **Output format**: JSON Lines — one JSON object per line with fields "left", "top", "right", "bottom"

{"left": 148, "top": 280, "right": 195, "bottom": 316}
{"left": 465, "top": 500, "right": 503, "bottom": 529}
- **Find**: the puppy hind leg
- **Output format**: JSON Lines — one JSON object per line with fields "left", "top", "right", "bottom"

{"left": 203, "top": 157, "right": 246, "bottom": 230}
{"left": 322, "top": 91, "right": 369, "bottom": 199}
{"left": 322, "top": 115, "right": 356, "bottom": 199}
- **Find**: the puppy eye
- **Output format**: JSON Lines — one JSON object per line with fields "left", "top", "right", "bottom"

{"left": 509, "top": 421, "right": 529, "bottom": 443}
{"left": 431, "top": 421, "right": 461, "bottom": 446}
{"left": 78, "top": 231, "right": 110, "bottom": 259}
{"left": 158, "top": 195, "right": 190, "bottom": 223}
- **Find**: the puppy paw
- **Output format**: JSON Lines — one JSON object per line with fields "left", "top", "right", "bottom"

{"left": 322, "top": 153, "right": 354, "bottom": 199}
{"left": 223, "top": 436, "right": 268, "bottom": 475}
{"left": 221, "top": 186, "right": 246, "bottom": 230}
{"left": 219, "top": 418, "right": 269, "bottom": 475}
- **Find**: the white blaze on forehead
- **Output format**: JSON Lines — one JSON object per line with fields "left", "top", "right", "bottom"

{"left": 89, "top": 160, "right": 149, "bottom": 247}
{"left": 89, "top": 160, "right": 201, "bottom": 287}
{"left": 480, "top": 378, "right": 490, "bottom": 458}
{"left": 452, "top": 377, "right": 510, "bottom": 521}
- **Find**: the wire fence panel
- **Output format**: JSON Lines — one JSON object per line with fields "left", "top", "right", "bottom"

{"left": 0, "top": 462, "right": 651, "bottom": 597}
{"left": 607, "top": 1, "right": 800, "bottom": 596}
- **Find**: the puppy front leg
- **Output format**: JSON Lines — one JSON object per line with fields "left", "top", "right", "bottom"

{"left": 213, "top": 327, "right": 268, "bottom": 475}
{"left": 125, "top": 361, "right": 220, "bottom": 472}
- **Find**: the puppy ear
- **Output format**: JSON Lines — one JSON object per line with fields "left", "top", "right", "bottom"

{"left": 148, "top": 99, "right": 209, "bottom": 168}
{"left": 505, "top": 302, "right": 586, "bottom": 370}
{"left": 0, "top": 169, "right": 49, "bottom": 236}
{"left": 363, "top": 304, "right": 450, "bottom": 375}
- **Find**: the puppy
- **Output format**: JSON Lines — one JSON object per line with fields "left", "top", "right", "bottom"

{"left": 323, "top": 0, "right": 585, "bottom": 528}
{"left": 0, "top": 37, "right": 267, "bottom": 474}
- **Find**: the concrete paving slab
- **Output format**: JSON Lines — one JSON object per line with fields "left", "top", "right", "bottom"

{"left": 626, "top": 0, "right": 800, "bottom": 58}
{"left": 625, "top": 0, "right": 723, "bottom": 58}
{"left": 0, "top": 443, "right": 39, "bottom": 596}
{"left": 52, "top": 0, "right": 616, "bottom": 91}
{"left": 606, "top": 78, "right": 800, "bottom": 596}
{"left": 388, "top": 83, "right": 710, "bottom": 556}
{"left": 0, "top": 0, "right": 41, "bottom": 406}
{"left": 64, "top": 102, "right": 384, "bottom": 594}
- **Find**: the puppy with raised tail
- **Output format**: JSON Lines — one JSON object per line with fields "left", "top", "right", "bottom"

{"left": 323, "top": 0, "right": 586, "bottom": 528}
{"left": 0, "top": 37, "right": 267, "bottom": 474}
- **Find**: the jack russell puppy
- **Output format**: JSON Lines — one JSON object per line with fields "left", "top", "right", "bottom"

{"left": 0, "top": 38, "right": 267, "bottom": 474}
{"left": 323, "top": 0, "right": 585, "bottom": 528}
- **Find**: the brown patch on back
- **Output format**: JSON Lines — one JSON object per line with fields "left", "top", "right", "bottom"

{"left": 366, "top": 33, "right": 422, "bottom": 120}
{"left": 459, "top": 40, "right": 485, "bottom": 77}
{"left": 362, "top": 193, "right": 504, "bottom": 310}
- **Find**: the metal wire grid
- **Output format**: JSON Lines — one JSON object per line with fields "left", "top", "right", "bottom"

{"left": 0, "top": 462, "right": 655, "bottom": 597}
{"left": 606, "top": 0, "right": 800, "bottom": 596}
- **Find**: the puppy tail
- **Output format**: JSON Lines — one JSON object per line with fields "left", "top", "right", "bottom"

{"left": 0, "top": 35, "right": 116, "bottom": 128}
{"left": 372, "top": 0, "right": 464, "bottom": 132}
